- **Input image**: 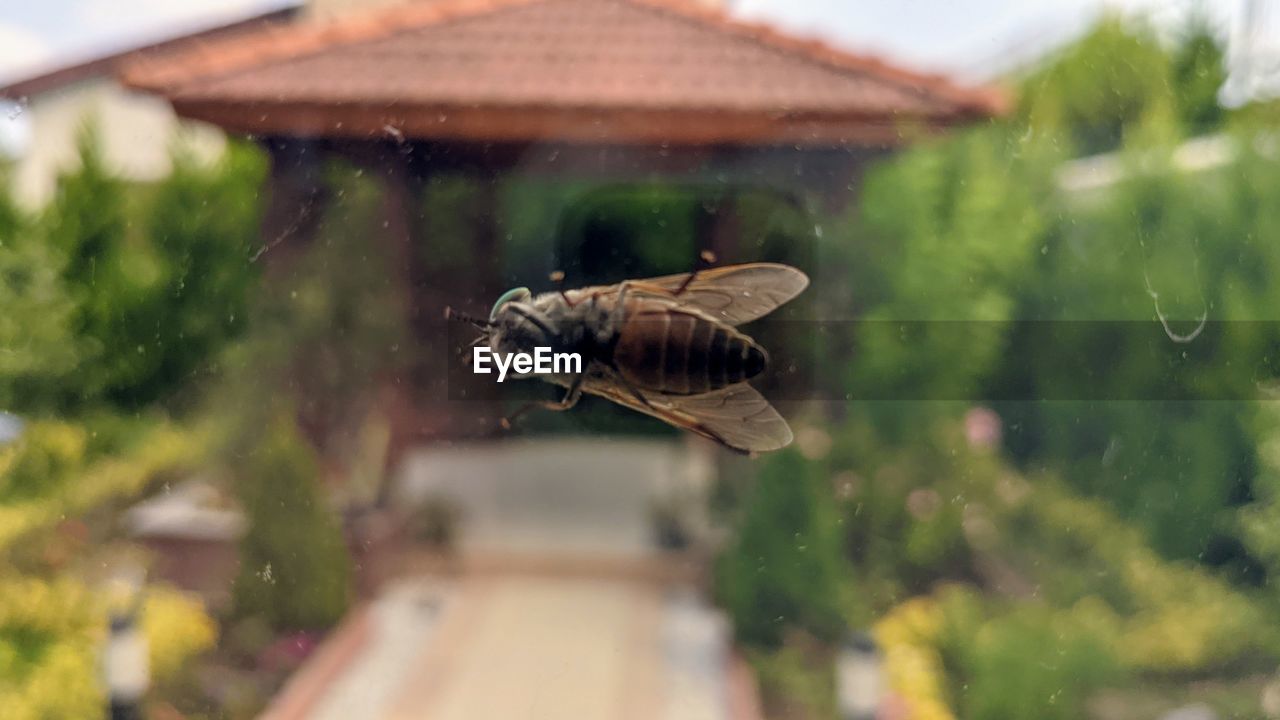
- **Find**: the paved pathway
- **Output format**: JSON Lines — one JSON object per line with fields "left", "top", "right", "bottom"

{"left": 387, "top": 574, "right": 662, "bottom": 720}
{"left": 394, "top": 438, "right": 714, "bottom": 557}
{"left": 266, "top": 438, "right": 749, "bottom": 720}
{"left": 308, "top": 580, "right": 447, "bottom": 720}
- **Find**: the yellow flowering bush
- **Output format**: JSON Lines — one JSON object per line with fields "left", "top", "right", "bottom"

{"left": 998, "top": 480, "right": 1268, "bottom": 672}
{"left": 0, "top": 418, "right": 215, "bottom": 717}
{"left": 144, "top": 587, "right": 219, "bottom": 679}
{"left": 0, "top": 420, "right": 202, "bottom": 552}
{"left": 873, "top": 597, "right": 955, "bottom": 720}
{"left": 0, "top": 575, "right": 216, "bottom": 720}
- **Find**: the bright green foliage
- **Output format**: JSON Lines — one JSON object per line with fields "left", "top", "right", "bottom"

{"left": 38, "top": 124, "right": 137, "bottom": 406}
{"left": 1240, "top": 403, "right": 1280, "bottom": 603}
{"left": 232, "top": 412, "right": 350, "bottom": 631}
{"left": 718, "top": 16, "right": 1265, "bottom": 715}
{"left": 0, "top": 179, "right": 81, "bottom": 411}
{"left": 986, "top": 476, "right": 1267, "bottom": 671}
{"left": 0, "top": 418, "right": 203, "bottom": 555}
{"left": 938, "top": 590, "right": 1119, "bottom": 720}
{"left": 717, "top": 449, "right": 847, "bottom": 649}
{"left": 1018, "top": 16, "right": 1175, "bottom": 154}
{"left": 1016, "top": 12, "right": 1226, "bottom": 152}
{"left": 1170, "top": 14, "right": 1228, "bottom": 135}
{"left": 837, "top": 128, "right": 1054, "bottom": 423}
{"left": 30, "top": 126, "right": 263, "bottom": 410}
{"left": 758, "top": 415, "right": 1274, "bottom": 716}
{"left": 994, "top": 127, "right": 1280, "bottom": 561}
{"left": 112, "top": 141, "right": 265, "bottom": 407}
{"left": 41, "top": 125, "right": 131, "bottom": 307}
{"left": 747, "top": 640, "right": 836, "bottom": 720}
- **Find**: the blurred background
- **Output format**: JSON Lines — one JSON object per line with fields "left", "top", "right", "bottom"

{"left": 4, "top": 0, "right": 1280, "bottom": 718}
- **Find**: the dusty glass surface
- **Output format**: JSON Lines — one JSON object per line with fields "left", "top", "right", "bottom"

{"left": 2, "top": 1, "right": 1280, "bottom": 719}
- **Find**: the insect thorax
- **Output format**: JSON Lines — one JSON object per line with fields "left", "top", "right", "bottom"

{"left": 491, "top": 292, "right": 614, "bottom": 362}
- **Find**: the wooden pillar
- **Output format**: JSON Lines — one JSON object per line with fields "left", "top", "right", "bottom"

{"left": 376, "top": 155, "right": 433, "bottom": 491}
{"left": 369, "top": 153, "right": 509, "bottom": 487}
{"left": 471, "top": 170, "right": 503, "bottom": 305}
{"left": 447, "top": 167, "right": 506, "bottom": 438}
{"left": 250, "top": 139, "right": 333, "bottom": 450}
{"left": 254, "top": 139, "right": 331, "bottom": 278}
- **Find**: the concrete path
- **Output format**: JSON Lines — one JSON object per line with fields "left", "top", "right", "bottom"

{"left": 386, "top": 574, "right": 663, "bottom": 720}
{"left": 394, "top": 438, "right": 714, "bottom": 557}
{"left": 308, "top": 580, "right": 448, "bottom": 720}
{"left": 265, "top": 438, "right": 751, "bottom": 720}
{"left": 271, "top": 568, "right": 745, "bottom": 720}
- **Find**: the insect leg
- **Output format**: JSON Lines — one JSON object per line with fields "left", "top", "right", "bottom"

{"left": 673, "top": 249, "right": 718, "bottom": 296}
{"left": 548, "top": 270, "right": 577, "bottom": 308}
{"left": 607, "top": 363, "right": 655, "bottom": 410}
{"left": 461, "top": 335, "right": 487, "bottom": 366}
{"left": 499, "top": 375, "right": 584, "bottom": 429}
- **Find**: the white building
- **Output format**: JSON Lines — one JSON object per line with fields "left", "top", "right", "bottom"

{"left": 0, "top": 0, "right": 736, "bottom": 210}
{"left": 0, "top": 7, "right": 297, "bottom": 208}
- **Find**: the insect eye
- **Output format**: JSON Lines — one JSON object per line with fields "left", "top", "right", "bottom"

{"left": 490, "top": 287, "right": 531, "bottom": 320}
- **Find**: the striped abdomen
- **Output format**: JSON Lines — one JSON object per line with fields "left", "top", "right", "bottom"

{"left": 612, "top": 307, "right": 767, "bottom": 395}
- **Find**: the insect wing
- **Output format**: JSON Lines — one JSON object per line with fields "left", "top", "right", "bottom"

{"left": 581, "top": 375, "right": 793, "bottom": 454}
{"left": 567, "top": 263, "right": 809, "bottom": 326}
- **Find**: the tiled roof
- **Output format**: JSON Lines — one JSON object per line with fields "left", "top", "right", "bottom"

{"left": 0, "top": 7, "right": 298, "bottom": 100}
{"left": 123, "top": 0, "right": 1004, "bottom": 145}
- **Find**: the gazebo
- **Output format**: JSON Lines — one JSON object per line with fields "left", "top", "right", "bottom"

{"left": 122, "top": 0, "right": 1001, "bottom": 458}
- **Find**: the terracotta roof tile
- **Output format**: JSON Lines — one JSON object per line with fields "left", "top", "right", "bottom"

{"left": 123, "top": 0, "right": 1005, "bottom": 145}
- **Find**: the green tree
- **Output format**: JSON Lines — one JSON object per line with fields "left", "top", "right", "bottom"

{"left": 838, "top": 128, "right": 1052, "bottom": 422}
{"left": 0, "top": 180, "right": 80, "bottom": 411}
{"left": 991, "top": 120, "right": 1280, "bottom": 562}
{"left": 128, "top": 141, "right": 264, "bottom": 406}
{"left": 37, "top": 125, "right": 264, "bottom": 409}
{"left": 1170, "top": 12, "right": 1227, "bottom": 135}
{"left": 717, "top": 449, "right": 847, "bottom": 649}
{"left": 38, "top": 123, "right": 134, "bottom": 405}
{"left": 232, "top": 411, "right": 351, "bottom": 631}
{"left": 1240, "top": 403, "right": 1280, "bottom": 599}
{"left": 1018, "top": 17, "right": 1174, "bottom": 155}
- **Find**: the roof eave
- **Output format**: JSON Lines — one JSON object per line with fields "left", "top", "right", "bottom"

{"left": 167, "top": 98, "right": 983, "bottom": 148}
{"left": 120, "top": 0, "right": 1007, "bottom": 123}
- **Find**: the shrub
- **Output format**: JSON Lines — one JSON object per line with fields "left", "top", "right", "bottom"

{"left": 0, "top": 188, "right": 81, "bottom": 412}
{"left": 232, "top": 413, "right": 351, "bottom": 631}
{"left": 0, "top": 576, "right": 215, "bottom": 720}
{"left": 873, "top": 596, "right": 955, "bottom": 720}
{"left": 993, "top": 478, "right": 1269, "bottom": 672}
{"left": 717, "top": 449, "right": 848, "bottom": 649}
{"left": 937, "top": 591, "right": 1120, "bottom": 720}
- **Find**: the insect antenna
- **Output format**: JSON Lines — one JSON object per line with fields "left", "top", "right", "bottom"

{"left": 444, "top": 306, "right": 496, "bottom": 329}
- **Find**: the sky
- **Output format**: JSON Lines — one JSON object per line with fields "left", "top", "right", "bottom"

{"left": 0, "top": 0, "right": 1249, "bottom": 84}
{"left": 0, "top": 0, "right": 1276, "bottom": 150}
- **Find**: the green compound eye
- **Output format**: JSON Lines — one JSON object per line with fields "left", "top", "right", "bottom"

{"left": 490, "top": 287, "right": 531, "bottom": 320}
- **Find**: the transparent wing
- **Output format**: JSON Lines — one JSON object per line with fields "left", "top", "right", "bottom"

{"left": 581, "top": 374, "right": 794, "bottom": 454}
{"left": 568, "top": 263, "right": 809, "bottom": 326}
